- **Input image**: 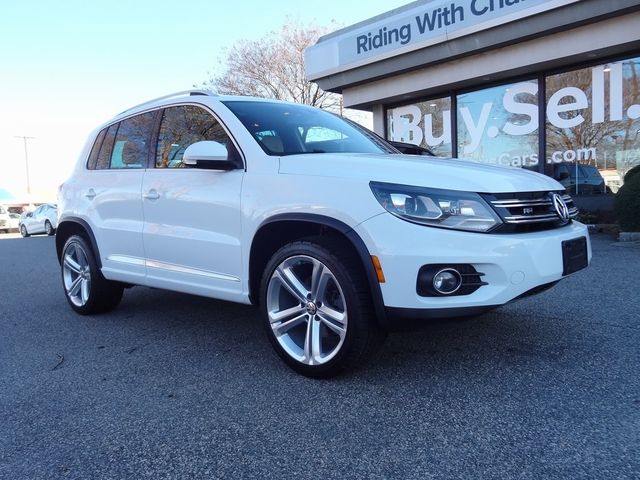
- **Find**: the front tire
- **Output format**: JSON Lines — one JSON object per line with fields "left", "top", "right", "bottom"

{"left": 260, "top": 237, "right": 385, "bottom": 378}
{"left": 61, "top": 235, "right": 124, "bottom": 314}
{"left": 45, "top": 220, "right": 55, "bottom": 236}
{"left": 20, "top": 225, "right": 29, "bottom": 237}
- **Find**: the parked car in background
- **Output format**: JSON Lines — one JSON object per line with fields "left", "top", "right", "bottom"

{"left": 0, "top": 205, "right": 10, "bottom": 233}
{"left": 8, "top": 213, "right": 20, "bottom": 232}
{"left": 19, "top": 203, "right": 58, "bottom": 237}
{"left": 553, "top": 163, "right": 609, "bottom": 195}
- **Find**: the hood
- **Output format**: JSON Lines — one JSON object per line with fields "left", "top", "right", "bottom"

{"left": 279, "top": 153, "right": 563, "bottom": 194}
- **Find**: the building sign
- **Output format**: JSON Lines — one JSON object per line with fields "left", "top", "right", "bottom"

{"left": 306, "top": 0, "right": 579, "bottom": 79}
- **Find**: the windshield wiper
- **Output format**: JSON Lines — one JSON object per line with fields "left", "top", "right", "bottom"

{"left": 289, "top": 149, "right": 326, "bottom": 154}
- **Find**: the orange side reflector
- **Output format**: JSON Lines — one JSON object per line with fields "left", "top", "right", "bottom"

{"left": 371, "top": 255, "right": 386, "bottom": 283}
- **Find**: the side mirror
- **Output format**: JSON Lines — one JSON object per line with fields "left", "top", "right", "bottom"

{"left": 183, "top": 141, "right": 237, "bottom": 171}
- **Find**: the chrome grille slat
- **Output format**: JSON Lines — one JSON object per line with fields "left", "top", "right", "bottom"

{"left": 504, "top": 215, "right": 566, "bottom": 224}
{"left": 504, "top": 213, "right": 560, "bottom": 221}
{"left": 491, "top": 199, "right": 553, "bottom": 207}
{"left": 493, "top": 201, "right": 552, "bottom": 208}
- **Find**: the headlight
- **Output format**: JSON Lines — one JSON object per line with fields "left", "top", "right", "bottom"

{"left": 370, "top": 182, "right": 502, "bottom": 233}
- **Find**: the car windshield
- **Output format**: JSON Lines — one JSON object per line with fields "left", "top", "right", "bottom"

{"left": 222, "top": 101, "right": 396, "bottom": 156}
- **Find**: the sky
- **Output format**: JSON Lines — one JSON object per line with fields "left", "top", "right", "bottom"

{"left": 0, "top": 0, "right": 410, "bottom": 201}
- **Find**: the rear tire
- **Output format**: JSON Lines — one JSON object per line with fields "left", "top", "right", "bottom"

{"left": 260, "top": 236, "right": 386, "bottom": 378}
{"left": 61, "top": 235, "right": 124, "bottom": 314}
{"left": 45, "top": 220, "right": 55, "bottom": 236}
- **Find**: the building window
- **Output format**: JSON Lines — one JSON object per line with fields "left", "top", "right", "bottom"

{"left": 545, "top": 57, "right": 640, "bottom": 195}
{"left": 457, "top": 81, "right": 539, "bottom": 169}
{"left": 386, "top": 96, "right": 452, "bottom": 157}
{"left": 383, "top": 55, "right": 640, "bottom": 198}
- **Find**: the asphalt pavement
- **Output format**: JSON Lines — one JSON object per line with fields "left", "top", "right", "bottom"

{"left": 0, "top": 232, "right": 638, "bottom": 479}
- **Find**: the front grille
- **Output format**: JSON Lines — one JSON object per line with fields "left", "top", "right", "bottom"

{"left": 482, "top": 191, "right": 578, "bottom": 233}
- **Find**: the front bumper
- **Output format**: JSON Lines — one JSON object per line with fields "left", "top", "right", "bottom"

{"left": 356, "top": 213, "right": 591, "bottom": 318}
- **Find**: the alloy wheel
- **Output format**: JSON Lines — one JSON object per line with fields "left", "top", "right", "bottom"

{"left": 266, "top": 255, "right": 348, "bottom": 365}
{"left": 62, "top": 241, "right": 91, "bottom": 307}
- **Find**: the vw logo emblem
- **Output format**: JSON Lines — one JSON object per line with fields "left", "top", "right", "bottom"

{"left": 550, "top": 193, "right": 570, "bottom": 221}
{"left": 305, "top": 301, "right": 318, "bottom": 315}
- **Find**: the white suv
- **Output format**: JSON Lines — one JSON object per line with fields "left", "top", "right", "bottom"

{"left": 57, "top": 90, "right": 591, "bottom": 377}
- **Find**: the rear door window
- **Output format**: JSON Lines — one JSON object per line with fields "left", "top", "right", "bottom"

{"left": 110, "top": 111, "right": 157, "bottom": 169}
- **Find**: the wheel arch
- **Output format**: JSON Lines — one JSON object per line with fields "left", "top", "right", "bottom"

{"left": 249, "top": 213, "right": 387, "bottom": 325}
{"left": 55, "top": 217, "right": 102, "bottom": 268}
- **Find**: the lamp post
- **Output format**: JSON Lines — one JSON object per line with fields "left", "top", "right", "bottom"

{"left": 14, "top": 136, "right": 35, "bottom": 196}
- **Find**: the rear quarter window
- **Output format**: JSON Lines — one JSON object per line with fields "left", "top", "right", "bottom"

{"left": 95, "top": 123, "right": 119, "bottom": 170}
{"left": 86, "top": 129, "right": 107, "bottom": 170}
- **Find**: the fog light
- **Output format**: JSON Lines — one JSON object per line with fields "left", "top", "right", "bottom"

{"left": 433, "top": 268, "right": 462, "bottom": 294}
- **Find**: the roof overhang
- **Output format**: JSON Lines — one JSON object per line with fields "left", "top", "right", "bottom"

{"left": 305, "top": 0, "right": 640, "bottom": 94}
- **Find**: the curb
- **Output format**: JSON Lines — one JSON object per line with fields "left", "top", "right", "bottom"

{"left": 618, "top": 231, "right": 640, "bottom": 242}
{"left": 586, "top": 224, "right": 619, "bottom": 235}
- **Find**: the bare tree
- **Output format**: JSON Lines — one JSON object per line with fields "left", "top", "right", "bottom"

{"left": 202, "top": 21, "right": 341, "bottom": 110}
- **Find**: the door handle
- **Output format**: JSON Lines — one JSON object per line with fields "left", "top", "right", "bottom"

{"left": 143, "top": 190, "right": 160, "bottom": 200}
{"left": 85, "top": 188, "right": 96, "bottom": 199}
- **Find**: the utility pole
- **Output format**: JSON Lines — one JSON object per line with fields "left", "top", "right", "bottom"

{"left": 15, "top": 136, "right": 35, "bottom": 196}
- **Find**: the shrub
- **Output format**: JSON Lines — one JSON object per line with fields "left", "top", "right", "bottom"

{"left": 576, "top": 211, "right": 597, "bottom": 225}
{"left": 624, "top": 164, "right": 640, "bottom": 183}
{"left": 614, "top": 173, "right": 640, "bottom": 232}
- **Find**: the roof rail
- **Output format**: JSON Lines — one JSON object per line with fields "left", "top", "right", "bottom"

{"left": 117, "top": 89, "right": 217, "bottom": 116}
